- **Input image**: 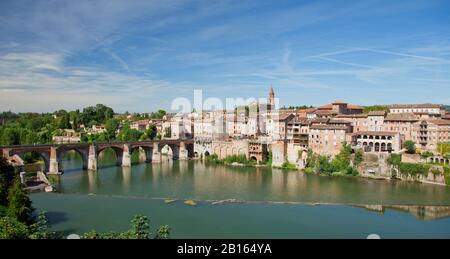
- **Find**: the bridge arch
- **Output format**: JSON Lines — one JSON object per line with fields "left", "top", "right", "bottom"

{"left": 159, "top": 143, "right": 180, "bottom": 160}
{"left": 130, "top": 145, "right": 153, "bottom": 163}
{"left": 97, "top": 146, "right": 124, "bottom": 166}
{"left": 57, "top": 148, "right": 89, "bottom": 171}
{"left": 12, "top": 150, "right": 50, "bottom": 172}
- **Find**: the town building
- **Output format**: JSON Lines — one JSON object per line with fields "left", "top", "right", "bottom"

{"left": 387, "top": 104, "right": 442, "bottom": 116}
{"left": 351, "top": 131, "right": 401, "bottom": 153}
{"left": 412, "top": 119, "right": 450, "bottom": 151}
{"left": 308, "top": 123, "right": 352, "bottom": 157}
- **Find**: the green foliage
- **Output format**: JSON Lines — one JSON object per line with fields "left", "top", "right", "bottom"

{"left": 6, "top": 177, "right": 34, "bottom": 224}
{"left": 82, "top": 214, "right": 166, "bottom": 239}
{"left": 403, "top": 140, "right": 416, "bottom": 154}
{"left": 444, "top": 167, "right": 450, "bottom": 186}
{"left": 398, "top": 162, "right": 431, "bottom": 176}
{"left": 81, "top": 132, "right": 110, "bottom": 143}
{"left": 205, "top": 154, "right": 222, "bottom": 164}
{"left": 154, "top": 225, "right": 170, "bottom": 239}
{"left": 363, "top": 105, "right": 389, "bottom": 114}
{"left": 280, "top": 105, "right": 313, "bottom": 110}
{"left": 0, "top": 104, "right": 115, "bottom": 145}
{"left": 305, "top": 144, "right": 359, "bottom": 176}
{"left": 129, "top": 214, "right": 151, "bottom": 239}
{"left": 150, "top": 110, "right": 166, "bottom": 119}
{"left": 117, "top": 125, "right": 144, "bottom": 141}
{"left": 354, "top": 149, "right": 364, "bottom": 166}
{"left": 0, "top": 157, "right": 15, "bottom": 207}
{"left": 281, "top": 161, "right": 297, "bottom": 170}
{"left": 223, "top": 155, "right": 256, "bottom": 166}
{"left": 0, "top": 216, "right": 29, "bottom": 239}
{"left": 105, "top": 118, "right": 120, "bottom": 139}
{"left": 265, "top": 151, "right": 272, "bottom": 166}
{"left": 144, "top": 124, "right": 157, "bottom": 140}
{"left": 420, "top": 151, "right": 434, "bottom": 158}
{"left": 306, "top": 149, "right": 317, "bottom": 168}
{"left": 387, "top": 154, "right": 402, "bottom": 166}
{"left": 437, "top": 143, "right": 450, "bottom": 156}
{"left": 22, "top": 152, "right": 42, "bottom": 164}
{"left": 28, "top": 211, "right": 62, "bottom": 239}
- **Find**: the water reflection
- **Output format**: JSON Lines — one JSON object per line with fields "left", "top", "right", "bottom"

{"left": 358, "top": 204, "right": 450, "bottom": 220}
{"left": 58, "top": 149, "right": 450, "bottom": 206}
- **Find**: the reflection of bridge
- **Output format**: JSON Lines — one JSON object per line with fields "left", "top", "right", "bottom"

{"left": 0, "top": 140, "right": 194, "bottom": 174}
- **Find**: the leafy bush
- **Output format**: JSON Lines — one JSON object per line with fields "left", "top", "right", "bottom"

{"left": 281, "top": 161, "right": 297, "bottom": 170}
{"left": 387, "top": 154, "right": 402, "bottom": 166}
{"left": 420, "top": 151, "right": 434, "bottom": 158}
{"left": 398, "top": 163, "right": 431, "bottom": 176}
{"left": 444, "top": 167, "right": 450, "bottom": 186}
{"left": 353, "top": 150, "right": 364, "bottom": 166}
{"left": 403, "top": 141, "right": 416, "bottom": 154}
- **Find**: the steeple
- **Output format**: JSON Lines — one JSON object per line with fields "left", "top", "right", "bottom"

{"left": 269, "top": 85, "right": 275, "bottom": 107}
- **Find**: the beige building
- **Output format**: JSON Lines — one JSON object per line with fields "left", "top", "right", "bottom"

{"left": 351, "top": 131, "right": 401, "bottom": 153}
{"left": 130, "top": 119, "right": 149, "bottom": 131}
{"left": 367, "top": 111, "right": 386, "bottom": 131}
{"left": 286, "top": 118, "right": 309, "bottom": 148}
{"left": 388, "top": 104, "right": 442, "bottom": 115}
{"left": 334, "top": 114, "right": 368, "bottom": 133}
{"left": 314, "top": 101, "right": 364, "bottom": 118}
{"left": 308, "top": 124, "right": 352, "bottom": 157}
{"left": 382, "top": 113, "right": 419, "bottom": 142}
{"left": 412, "top": 119, "right": 450, "bottom": 151}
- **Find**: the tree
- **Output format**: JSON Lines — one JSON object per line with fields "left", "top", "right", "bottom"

{"left": 354, "top": 149, "right": 364, "bottom": 166}
{"left": 6, "top": 176, "right": 34, "bottom": 224}
{"left": 145, "top": 124, "right": 157, "bottom": 140}
{"left": 403, "top": 140, "right": 416, "bottom": 154}
{"left": 154, "top": 225, "right": 170, "bottom": 239}
{"left": 0, "top": 216, "right": 29, "bottom": 239}
{"left": 0, "top": 156, "right": 15, "bottom": 207}
{"left": 105, "top": 119, "right": 119, "bottom": 140}
{"left": 150, "top": 110, "right": 166, "bottom": 119}
{"left": 117, "top": 126, "right": 143, "bottom": 141}
{"left": 129, "top": 214, "right": 151, "bottom": 239}
{"left": 363, "top": 105, "right": 389, "bottom": 114}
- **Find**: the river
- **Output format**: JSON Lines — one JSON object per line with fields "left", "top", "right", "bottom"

{"left": 30, "top": 150, "right": 450, "bottom": 238}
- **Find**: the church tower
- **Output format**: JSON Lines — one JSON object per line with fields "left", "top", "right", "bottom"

{"left": 269, "top": 86, "right": 275, "bottom": 108}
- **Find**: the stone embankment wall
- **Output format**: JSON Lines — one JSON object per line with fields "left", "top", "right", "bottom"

{"left": 357, "top": 153, "right": 392, "bottom": 180}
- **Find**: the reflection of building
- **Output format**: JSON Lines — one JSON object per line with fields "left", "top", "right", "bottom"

{"left": 385, "top": 205, "right": 450, "bottom": 221}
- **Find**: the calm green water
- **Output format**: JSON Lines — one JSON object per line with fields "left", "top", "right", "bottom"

{"left": 30, "top": 150, "right": 450, "bottom": 238}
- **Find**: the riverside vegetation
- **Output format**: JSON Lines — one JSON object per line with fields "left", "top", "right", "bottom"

{"left": 304, "top": 143, "right": 361, "bottom": 177}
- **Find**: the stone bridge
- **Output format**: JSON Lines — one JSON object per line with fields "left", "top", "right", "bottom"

{"left": 0, "top": 140, "right": 194, "bottom": 174}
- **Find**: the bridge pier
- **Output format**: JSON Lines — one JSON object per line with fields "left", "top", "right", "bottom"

{"left": 48, "top": 146, "right": 60, "bottom": 174}
{"left": 122, "top": 144, "right": 131, "bottom": 167}
{"left": 179, "top": 142, "right": 188, "bottom": 160}
{"left": 88, "top": 144, "right": 97, "bottom": 171}
{"left": 138, "top": 147, "right": 152, "bottom": 163}
{"left": 152, "top": 143, "right": 162, "bottom": 163}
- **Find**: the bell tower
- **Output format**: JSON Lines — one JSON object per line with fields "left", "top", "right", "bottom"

{"left": 269, "top": 86, "right": 275, "bottom": 108}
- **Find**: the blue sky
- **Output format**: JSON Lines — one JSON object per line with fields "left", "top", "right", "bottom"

{"left": 0, "top": 0, "right": 449, "bottom": 113}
